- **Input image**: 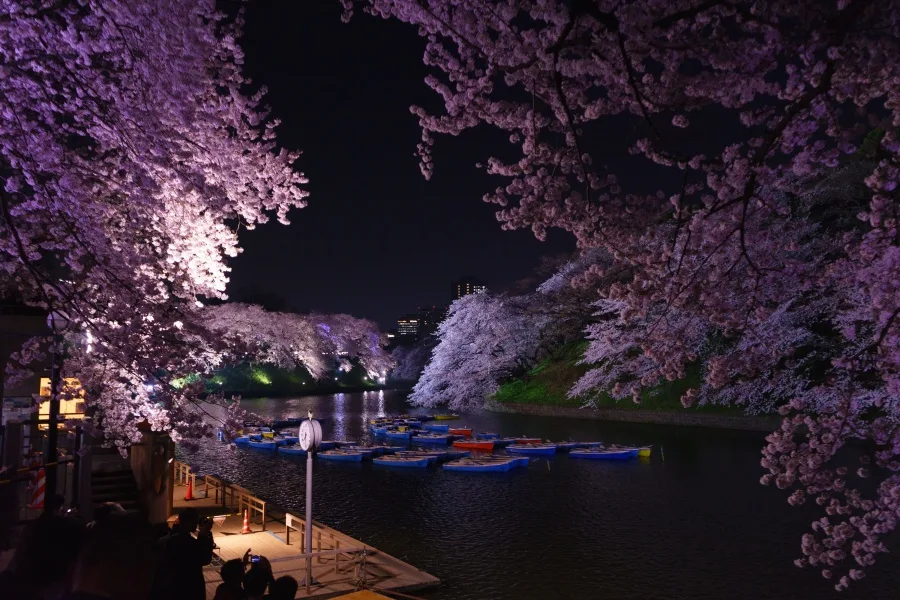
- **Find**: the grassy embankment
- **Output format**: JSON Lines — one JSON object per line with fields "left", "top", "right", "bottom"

{"left": 492, "top": 341, "right": 742, "bottom": 415}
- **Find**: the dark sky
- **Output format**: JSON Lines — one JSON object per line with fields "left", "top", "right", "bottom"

{"left": 227, "top": 1, "right": 574, "bottom": 329}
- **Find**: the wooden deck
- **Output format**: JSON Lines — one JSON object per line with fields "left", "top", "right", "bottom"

{"left": 172, "top": 477, "right": 440, "bottom": 599}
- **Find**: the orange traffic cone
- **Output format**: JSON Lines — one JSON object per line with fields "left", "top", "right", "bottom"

{"left": 240, "top": 509, "right": 251, "bottom": 534}
{"left": 184, "top": 477, "right": 194, "bottom": 501}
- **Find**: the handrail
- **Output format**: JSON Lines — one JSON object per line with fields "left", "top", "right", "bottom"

{"left": 173, "top": 460, "right": 266, "bottom": 530}
{"left": 173, "top": 461, "right": 369, "bottom": 594}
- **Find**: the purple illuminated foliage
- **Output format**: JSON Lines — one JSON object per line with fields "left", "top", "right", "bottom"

{"left": 0, "top": 1, "right": 307, "bottom": 451}
{"left": 345, "top": 0, "right": 900, "bottom": 586}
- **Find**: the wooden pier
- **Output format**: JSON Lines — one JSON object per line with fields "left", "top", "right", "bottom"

{"left": 171, "top": 461, "right": 440, "bottom": 599}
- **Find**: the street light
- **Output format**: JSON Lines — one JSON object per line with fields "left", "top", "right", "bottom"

{"left": 44, "top": 310, "right": 71, "bottom": 516}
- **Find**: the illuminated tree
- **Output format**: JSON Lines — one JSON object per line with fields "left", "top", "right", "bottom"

{"left": 204, "top": 304, "right": 392, "bottom": 381}
{"left": 410, "top": 292, "right": 548, "bottom": 411}
{"left": 1, "top": 0, "right": 307, "bottom": 449}
{"left": 346, "top": 0, "right": 900, "bottom": 586}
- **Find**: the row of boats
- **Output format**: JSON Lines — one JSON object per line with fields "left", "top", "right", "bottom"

{"left": 229, "top": 414, "right": 653, "bottom": 471}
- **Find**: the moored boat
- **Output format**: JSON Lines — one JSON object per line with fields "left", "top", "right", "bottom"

{"left": 411, "top": 433, "right": 451, "bottom": 445}
{"left": 475, "top": 432, "right": 499, "bottom": 440}
{"left": 317, "top": 441, "right": 337, "bottom": 450}
{"left": 494, "top": 438, "right": 516, "bottom": 447}
{"left": 385, "top": 429, "right": 412, "bottom": 441}
{"left": 637, "top": 445, "right": 652, "bottom": 457}
{"left": 233, "top": 435, "right": 250, "bottom": 445}
{"left": 277, "top": 445, "right": 307, "bottom": 456}
{"left": 443, "top": 457, "right": 515, "bottom": 472}
{"left": 318, "top": 450, "right": 363, "bottom": 462}
{"left": 569, "top": 448, "right": 634, "bottom": 460}
{"left": 607, "top": 445, "right": 640, "bottom": 457}
{"left": 373, "top": 456, "right": 430, "bottom": 468}
{"left": 247, "top": 439, "right": 277, "bottom": 450}
{"left": 433, "top": 414, "right": 460, "bottom": 421}
{"left": 423, "top": 423, "right": 450, "bottom": 433}
{"left": 445, "top": 450, "right": 470, "bottom": 460}
{"left": 452, "top": 440, "right": 494, "bottom": 451}
{"left": 343, "top": 446, "right": 376, "bottom": 458}
{"left": 511, "top": 437, "right": 542, "bottom": 445}
{"left": 507, "top": 443, "right": 557, "bottom": 456}
{"left": 448, "top": 427, "right": 472, "bottom": 437}
{"left": 396, "top": 451, "right": 441, "bottom": 464}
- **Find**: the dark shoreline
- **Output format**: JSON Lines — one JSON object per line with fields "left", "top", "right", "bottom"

{"left": 483, "top": 400, "right": 780, "bottom": 432}
{"left": 207, "top": 383, "right": 413, "bottom": 399}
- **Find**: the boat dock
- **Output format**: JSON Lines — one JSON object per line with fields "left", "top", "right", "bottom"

{"left": 171, "top": 462, "right": 440, "bottom": 599}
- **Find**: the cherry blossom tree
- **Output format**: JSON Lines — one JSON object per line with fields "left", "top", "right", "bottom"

{"left": 1, "top": 0, "right": 307, "bottom": 449}
{"left": 410, "top": 292, "right": 549, "bottom": 411}
{"left": 390, "top": 337, "right": 438, "bottom": 383}
{"left": 204, "top": 303, "right": 329, "bottom": 378}
{"left": 314, "top": 313, "right": 394, "bottom": 377}
{"left": 345, "top": 0, "right": 899, "bottom": 587}
{"left": 204, "top": 304, "right": 392, "bottom": 381}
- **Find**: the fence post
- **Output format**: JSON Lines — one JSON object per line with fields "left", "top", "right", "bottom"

{"left": 261, "top": 501, "right": 266, "bottom": 531}
{"left": 316, "top": 530, "right": 322, "bottom": 562}
{"left": 334, "top": 539, "right": 340, "bottom": 574}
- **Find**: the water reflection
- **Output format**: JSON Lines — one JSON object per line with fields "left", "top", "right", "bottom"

{"left": 179, "top": 391, "right": 900, "bottom": 600}
{"left": 332, "top": 392, "right": 347, "bottom": 440}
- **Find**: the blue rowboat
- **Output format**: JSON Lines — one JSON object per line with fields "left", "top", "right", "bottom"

{"left": 371, "top": 425, "right": 388, "bottom": 435}
{"left": 494, "top": 438, "right": 516, "bottom": 447}
{"left": 385, "top": 430, "right": 412, "bottom": 441}
{"left": 277, "top": 445, "right": 307, "bottom": 456}
{"left": 397, "top": 451, "right": 441, "bottom": 463}
{"left": 318, "top": 441, "right": 337, "bottom": 450}
{"left": 233, "top": 436, "right": 250, "bottom": 445}
{"left": 405, "top": 420, "right": 422, "bottom": 428}
{"left": 343, "top": 446, "right": 375, "bottom": 458}
{"left": 423, "top": 423, "right": 450, "bottom": 433}
{"left": 412, "top": 434, "right": 451, "bottom": 445}
{"left": 373, "top": 456, "right": 430, "bottom": 468}
{"left": 555, "top": 442, "right": 581, "bottom": 452}
{"left": 443, "top": 458, "right": 515, "bottom": 472}
{"left": 445, "top": 450, "right": 471, "bottom": 460}
{"left": 370, "top": 445, "right": 399, "bottom": 455}
{"left": 570, "top": 448, "right": 634, "bottom": 460}
{"left": 248, "top": 433, "right": 263, "bottom": 441}
{"left": 507, "top": 443, "right": 557, "bottom": 456}
{"left": 318, "top": 450, "right": 363, "bottom": 462}
{"left": 248, "top": 439, "right": 276, "bottom": 450}
{"left": 418, "top": 415, "right": 436, "bottom": 422}
{"left": 607, "top": 446, "right": 640, "bottom": 457}
{"left": 278, "top": 432, "right": 300, "bottom": 443}
{"left": 476, "top": 432, "right": 499, "bottom": 440}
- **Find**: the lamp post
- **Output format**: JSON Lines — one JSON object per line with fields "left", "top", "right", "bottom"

{"left": 44, "top": 311, "right": 69, "bottom": 516}
{"left": 298, "top": 411, "right": 322, "bottom": 594}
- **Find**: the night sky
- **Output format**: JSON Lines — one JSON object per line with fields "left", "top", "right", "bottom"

{"left": 227, "top": 2, "right": 574, "bottom": 329}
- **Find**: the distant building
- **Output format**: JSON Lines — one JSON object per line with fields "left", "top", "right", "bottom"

{"left": 417, "top": 306, "right": 446, "bottom": 335}
{"left": 452, "top": 277, "right": 487, "bottom": 302}
{"left": 396, "top": 314, "right": 421, "bottom": 342}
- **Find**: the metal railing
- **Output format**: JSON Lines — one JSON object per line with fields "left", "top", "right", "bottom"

{"left": 172, "top": 461, "right": 267, "bottom": 531}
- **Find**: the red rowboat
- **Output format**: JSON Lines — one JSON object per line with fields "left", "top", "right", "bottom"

{"left": 511, "top": 437, "right": 542, "bottom": 445}
{"left": 449, "top": 427, "right": 472, "bottom": 437}
{"left": 452, "top": 440, "right": 494, "bottom": 451}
